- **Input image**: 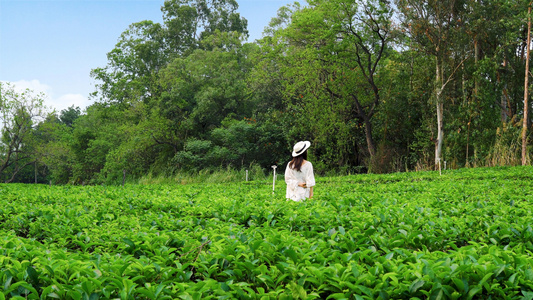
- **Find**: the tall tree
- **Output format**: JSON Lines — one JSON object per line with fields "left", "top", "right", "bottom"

{"left": 523, "top": 4, "right": 531, "bottom": 165}
{"left": 457, "top": 0, "right": 528, "bottom": 166}
{"left": 326, "top": 0, "right": 393, "bottom": 158}
{"left": 91, "top": 0, "right": 248, "bottom": 107}
{"left": 163, "top": 0, "right": 248, "bottom": 53}
{"left": 157, "top": 31, "right": 254, "bottom": 166}
{"left": 34, "top": 113, "right": 76, "bottom": 184}
{"left": 397, "top": 0, "right": 467, "bottom": 169}
{"left": 0, "top": 82, "right": 48, "bottom": 183}
{"left": 91, "top": 20, "right": 167, "bottom": 106}
{"left": 259, "top": 0, "right": 393, "bottom": 167}
{"left": 84, "top": 0, "right": 252, "bottom": 181}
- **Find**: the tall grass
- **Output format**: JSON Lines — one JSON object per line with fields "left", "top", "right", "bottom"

{"left": 486, "top": 120, "right": 530, "bottom": 167}
{"left": 138, "top": 164, "right": 267, "bottom": 185}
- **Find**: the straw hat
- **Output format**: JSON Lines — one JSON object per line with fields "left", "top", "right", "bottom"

{"left": 292, "top": 141, "right": 311, "bottom": 157}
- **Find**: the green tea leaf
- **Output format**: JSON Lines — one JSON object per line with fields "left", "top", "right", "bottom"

{"left": 410, "top": 279, "right": 425, "bottom": 293}
{"left": 284, "top": 249, "right": 298, "bottom": 263}
{"left": 326, "top": 293, "right": 348, "bottom": 300}
{"left": 467, "top": 286, "right": 482, "bottom": 300}
{"left": 338, "top": 226, "right": 345, "bottom": 235}
{"left": 430, "top": 288, "right": 443, "bottom": 300}
{"left": 452, "top": 278, "right": 464, "bottom": 292}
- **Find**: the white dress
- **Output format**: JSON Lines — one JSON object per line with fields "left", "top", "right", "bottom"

{"left": 285, "top": 161, "right": 315, "bottom": 201}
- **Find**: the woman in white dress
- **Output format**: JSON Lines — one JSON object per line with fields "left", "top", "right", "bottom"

{"left": 285, "top": 141, "right": 315, "bottom": 201}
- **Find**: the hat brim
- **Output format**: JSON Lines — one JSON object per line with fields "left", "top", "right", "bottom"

{"left": 292, "top": 141, "right": 311, "bottom": 157}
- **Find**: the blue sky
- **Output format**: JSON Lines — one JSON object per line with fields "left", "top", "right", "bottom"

{"left": 0, "top": 0, "right": 295, "bottom": 112}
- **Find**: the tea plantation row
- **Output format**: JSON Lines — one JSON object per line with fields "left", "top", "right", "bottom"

{"left": 1, "top": 166, "right": 533, "bottom": 299}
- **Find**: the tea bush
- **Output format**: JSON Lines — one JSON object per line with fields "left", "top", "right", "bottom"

{"left": 1, "top": 166, "right": 533, "bottom": 299}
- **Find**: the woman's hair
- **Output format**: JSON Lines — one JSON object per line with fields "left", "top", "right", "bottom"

{"left": 289, "top": 150, "right": 307, "bottom": 172}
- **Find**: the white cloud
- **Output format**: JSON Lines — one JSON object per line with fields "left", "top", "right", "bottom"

{"left": 3, "top": 79, "right": 90, "bottom": 113}
{"left": 9, "top": 79, "right": 53, "bottom": 96}
{"left": 53, "top": 94, "right": 91, "bottom": 112}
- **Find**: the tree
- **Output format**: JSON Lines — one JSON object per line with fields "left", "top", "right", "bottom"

{"left": 34, "top": 113, "right": 76, "bottom": 184}
{"left": 523, "top": 4, "right": 531, "bottom": 165}
{"left": 90, "top": 20, "right": 167, "bottom": 106}
{"left": 454, "top": 0, "right": 529, "bottom": 166}
{"left": 157, "top": 31, "right": 257, "bottom": 167}
{"left": 91, "top": 0, "right": 248, "bottom": 107}
{"left": 257, "top": 0, "right": 393, "bottom": 168}
{"left": 323, "top": 0, "right": 393, "bottom": 158}
{"left": 163, "top": 0, "right": 248, "bottom": 53}
{"left": 59, "top": 105, "right": 81, "bottom": 127}
{"left": 397, "top": 0, "right": 468, "bottom": 169}
{"left": 0, "top": 82, "right": 48, "bottom": 183}
{"left": 84, "top": 0, "right": 252, "bottom": 180}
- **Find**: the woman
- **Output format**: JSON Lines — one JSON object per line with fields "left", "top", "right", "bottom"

{"left": 285, "top": 141, "right": 315, "bottom": 201}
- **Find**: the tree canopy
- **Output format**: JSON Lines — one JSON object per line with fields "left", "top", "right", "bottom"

{"left": 3, "top": 0, "right": 533, "bottom": 184}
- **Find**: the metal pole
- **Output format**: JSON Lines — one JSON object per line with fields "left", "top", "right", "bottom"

{"left": 271, "top": 165, "right": 277, "bottom": 194}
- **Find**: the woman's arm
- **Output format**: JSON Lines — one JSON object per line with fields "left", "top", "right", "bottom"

{"left": 309, "top": 186, "right": 313, "bottom": 198}
{"left": 304, "top": 162, "right": 315, "bottom": 188}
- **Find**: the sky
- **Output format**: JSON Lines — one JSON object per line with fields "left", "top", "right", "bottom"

{"left": 0, "top": 0, "right": 295, "bottom": 113}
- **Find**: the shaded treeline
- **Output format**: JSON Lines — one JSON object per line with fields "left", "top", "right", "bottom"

{"left": 1, "top": 0, "right": 532, "bottom": 184}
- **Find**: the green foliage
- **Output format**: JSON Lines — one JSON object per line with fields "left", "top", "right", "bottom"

{"left": 0, "top": 82, "right": 48, "bottom": 183}
{"left": 163, "top": 0, "right": 248, "bottom": 54}
{"left": 35, "top": 114, "right": 76, "bottom": 184}
{"left": 253, "top": 0, "right": 395, "bottom": 170}
{"left": 59, "top": 106, "right": 81, "bottom": 128}
{"left": 25, "top": 0, "right": 533, "bottom": 182}
{"left": 62, "top": 1, "right": 286, "bottom": 182}
{"left": 372, "top": 51, "right": 436, "bottom": 171}
{"left": 158, "top": 30, "right": 251, "bottom": 136}
{"left": 172, "top": 118, "right": 286, "bottom": 171}
{"left": 138, "top": 163, "right": 264, "bottom": 184}
{"left": 487, "top": 118, "right": 525, "bottom": 167}
{"left": 1, "top": 167, "right": 533, "bottom": 298}
{"left": 90, "top": 20, "right": 167, "bottom": 106}
{"left": 91, "top": 0, "right": 249, "bottom": 107}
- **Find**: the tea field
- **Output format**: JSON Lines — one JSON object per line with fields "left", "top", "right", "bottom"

{"left": 2, "top": 166, "right": 533, "bottom": 299}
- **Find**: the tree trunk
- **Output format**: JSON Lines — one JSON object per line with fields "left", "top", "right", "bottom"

{"left": 474, "top": 39, "right": 480, "bottom": 97}
{"left": 435, "top": 59, "right": 444, "bottom": 169}
{"left": 436, "top": 101, "right": 444, "bottom": 169}
{"left": 350, "top": 94, "right": 377, "bottom": 159}
{"left": 523, "top": 5, "right": 531, "bottom": 166}
{"left": 462, "top": 61, "right": 470, "bottom": 165}
{"left": 500, "top": 60, "right": 509, "bottom": 124}
{"left": 501, "top": 86, "right": 508, "bottom": 124}
{"left": 364, "top": 117, "right": 376, "bottom": 158}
